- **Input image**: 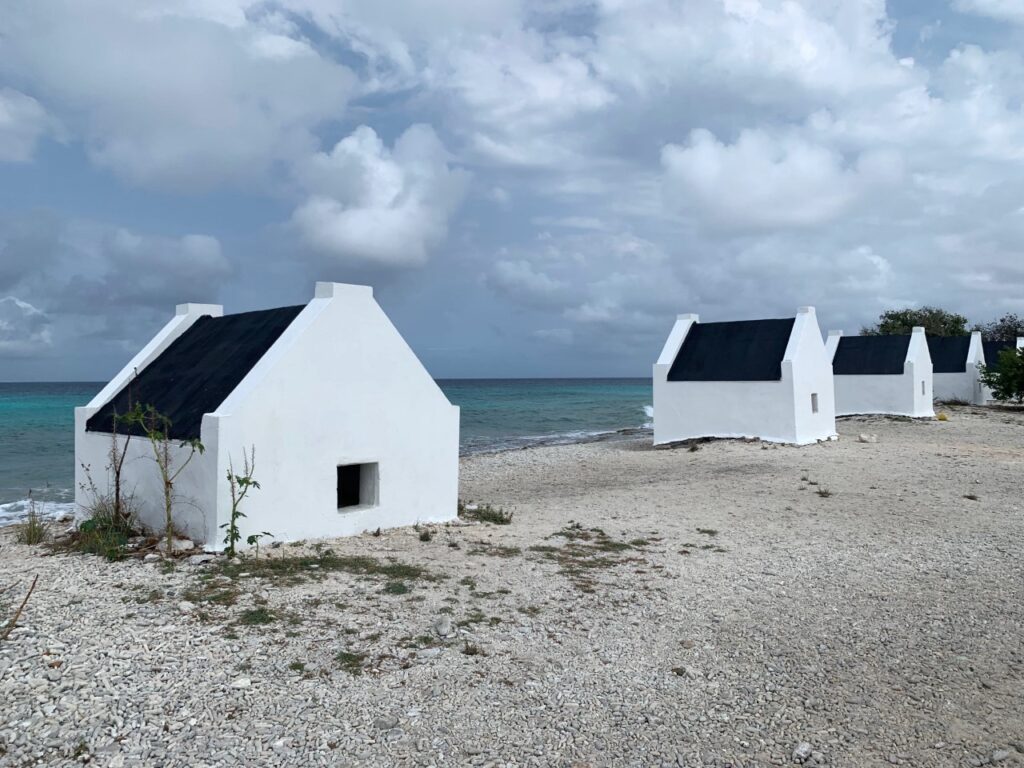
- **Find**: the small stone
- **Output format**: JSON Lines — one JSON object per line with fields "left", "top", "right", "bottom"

{"left": 143, "top": 553, "right": 161, "bottom": 563}
{"left": 417, "top": 648, "right": 441, "bottom": 661}
{"left": 433, "top": 616, "right": 453, "bottom": 637}
{"left": 857, "top": 434, "right": 878, "bottom": 444}
{"left": 991, "top": 750, "right": 1011, "bottom": 763}
{"left": 680, "top": 639, "right": 695, "bottom": 649}
{"left": 373, "top": 716, "right": 399, "bottom": 731}
{"left": 188, "top": 554, "right": 215, "bottom": 565}
{"left": 792, "top": 742, "right": 813, "bottom": 763}
{"left": 230, "top": 677, "right": 251, "bottom": 689}
{"left": 170, "top": 538, "right": 194, "bottom": 553}
{"left": 177, "top": 601, "right": 196, "bottom": 613}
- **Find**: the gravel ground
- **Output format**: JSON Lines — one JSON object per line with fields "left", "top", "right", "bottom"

{"left": 1, "top": 406, "right": 1023, "bottom": 767}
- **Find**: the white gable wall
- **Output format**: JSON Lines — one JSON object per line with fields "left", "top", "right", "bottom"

{"left": 653, "top": 307, "right": 835, "bottom": 445}
{"left": 933, "top": 332, "right": 984, "bottom": 404}
{"left": 74, "top": 303, "right": 224, "bottom": 542}
{"left": 205, "top": 282, "right": 459, "bottom": 546}
{"left": 828, "top": 327, "right": 934, "bottom": 418}
{"left": 787, "top": 308, "right": 838, "bottom": 443}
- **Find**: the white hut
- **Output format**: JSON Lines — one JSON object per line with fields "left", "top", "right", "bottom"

{"left": 980, "top": 337, "right": 1024, "bottom": 403}
{"left": 928, "top": 332, "right": 985, "bottom": 404}
{"left": 825, "top": 326, "right": 934, "bottom": 418}
{"left": 653, "top": 306, "right": 836, "bottom": 445}
{"left": 74, "top": 282, "right": 459, "bottom": 547}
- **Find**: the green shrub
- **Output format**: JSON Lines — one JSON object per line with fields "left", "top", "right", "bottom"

{"left": 979, "top": 348, "right": 1024, "bottom": 404}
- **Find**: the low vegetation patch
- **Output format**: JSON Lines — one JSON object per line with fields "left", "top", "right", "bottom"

{"left": 382, "top": 581, "right": 410, "bottom": 595}
{"left": 458, "top": 500, "right": 514, "bottom": 525}
{"left": 238, "top": 607, "right": 276, "bottom": 626}
{"left": 467, "top": 541, "right": 522, "bottom": 558}
{"left": 336, "top": 650, "right": 367, "bottom": 675}
{"left": 531, "top": 523, "right": 651, "bottom": 593}
{"left": 209, "top": 548, "right": 438, "bottom": 587}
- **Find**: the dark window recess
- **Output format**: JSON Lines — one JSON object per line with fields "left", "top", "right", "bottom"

{"left": 337, "top": 465, "right": 362, "bottom": 508}
{"left": 337, "top": 463, "right": 378, "bottom": 509}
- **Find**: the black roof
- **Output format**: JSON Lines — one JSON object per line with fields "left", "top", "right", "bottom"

{"left": 87, "top": 305, "right": 305, "bottom": 440}
{"left": 983, "top": 340, "right": 1017, "bottom": 373}
{"left": 667, "top": 317, "right": 795, "bottom": 382}
{"left": 927, "top": 336, "right": 970, "bottom": 373}
{"left": 832, "top": 335, "right": 910, "bottom": 375}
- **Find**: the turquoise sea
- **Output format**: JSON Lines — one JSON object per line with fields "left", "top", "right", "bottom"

{"left": 0, "top": 379, "right": 652, "bottom": 522}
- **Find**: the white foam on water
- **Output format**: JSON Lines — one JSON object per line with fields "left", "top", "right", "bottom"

{"left": 642, "top": 404, "right": 654, "bottom": 429}
{"left": 0, "top": 498, "right": 79, "bottom": 527}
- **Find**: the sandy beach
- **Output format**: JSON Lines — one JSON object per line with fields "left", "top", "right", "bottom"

{"left": 2, "top": 407, "right": 1023, "bottom": 767}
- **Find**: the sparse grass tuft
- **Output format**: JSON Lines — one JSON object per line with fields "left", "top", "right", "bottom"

{"left": 964, "top": 493, "right": 980, "bottom": 501}
{"left": 937, "top": 412, "right": 949, "bottom": 421}
{"left": 383, "top": 581, "right": 410, "bottom": 595}
{"left": 418, "top": 527, "right": 432, "bottom": 542}
{"left": 816, "top": 487, "right": 833, "bottom": 498}
{"left": 15, "top": 506, "right": 47, "bottom": 546}
{"left": 696, "top": 528, "right": 717, "bottom": 537}
{"left": 210, "top": 550, "right": 437, "bottom": 587}
{"left": 458, "top": 500, "right": 514, "bottom": 525}
{"left": 238, "top": 607, "right": 276, "bottom": 626}
{"left": 532, "top": 523, "right": 650, "bottom": 592}
{"left": 288, "top": 661, "right": 305, "bottom": 673}
{"left": 461, "top": 641, "right": 485, "bottom": 656}
{"left": 468, "top": 542, "right": 522, "bottom": 558}
{"left": 336, "top": 650, "right": 367, "bottom": 675}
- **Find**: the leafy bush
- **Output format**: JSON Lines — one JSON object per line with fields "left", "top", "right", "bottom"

{"left": 74, "top": 513, "right": 134, "bottom": 561}
{"left": 979, "top": 347, "right": 1024, "bottom": 403}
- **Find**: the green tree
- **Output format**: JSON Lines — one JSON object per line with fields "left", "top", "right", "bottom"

{"left": 979, "top": 347, "right": 1024, "bottom": 404}
{"left": 860, "top": 307, "right": 968, "bottom": 337}
{"left": 974, "top": 313, "right": 1024, "bottom": 342}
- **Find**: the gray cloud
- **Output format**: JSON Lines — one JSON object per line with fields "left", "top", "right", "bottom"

{"left": 0, "top": 297, "right": 52, "bottom": 357}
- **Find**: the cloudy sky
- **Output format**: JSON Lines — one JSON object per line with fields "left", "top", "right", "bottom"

{"left": 2, "top": 0, "right": 1023, "bottom": 381}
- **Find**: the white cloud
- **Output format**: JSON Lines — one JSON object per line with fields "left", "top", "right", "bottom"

{"left": 0, "top": 297, "right": 52, "bottom": 356}
{"left": 292, "top": 124, "right": 468, "bottom": 267}
{"left": 429, "top": 29, "right": 613, "bottom": 166}
{"left": 0, "top": 0, "right": 355, "bottom": 188}
{"left": 661, "top": 128, "right": 899, "bottom": 231}
{"left": 0, "top": 88, "right": 52, "bottom": 162}
{"left": 953, "top": 0, "right": 1024, "bottom": 24}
